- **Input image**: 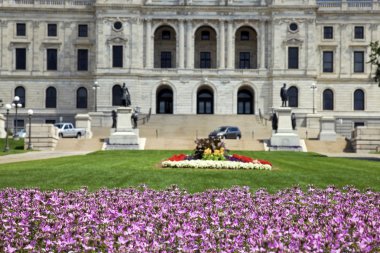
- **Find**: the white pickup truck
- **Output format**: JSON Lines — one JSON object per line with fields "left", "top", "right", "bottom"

{"left": 54, "top": 123, "right": 86, "bottom": 138}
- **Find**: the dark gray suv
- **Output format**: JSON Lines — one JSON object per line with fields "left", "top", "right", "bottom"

{"left": 209, "top": 126, "right": 242, "bottom": 139}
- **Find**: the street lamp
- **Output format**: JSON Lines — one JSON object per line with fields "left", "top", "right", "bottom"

{"left": 310, "top": 82, "right": 317, "bottom": 114}
{"left": 93, "top": 81, "right": 100, "bottom": 112}
{"left": 11, "top": 96, "right": 22, "bottom": 138}
{"left": 27, "top": 109, "right": 33, "bottom": 150}
{"left": 3, "top": 104, "right": 11, "bottom": 152}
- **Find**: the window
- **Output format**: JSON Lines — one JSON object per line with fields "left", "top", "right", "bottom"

{"left": 237, "top": 89, "right": 253, "bottom": 114}
{"left": 47, "top": 24, "right": 57, "bottom": 37}
{"left": 241, "top": 31, "right": 249, "bottom": 41}
{"left": 77, "top": 49, "right": 88, "bottom": 71}
{"left": 289, "top": 23, "right": 298, "bottom": 32}
{"left": 76, "top": 87, "right": 87, "bottom": 109}
{"left": 197, "top": 89, "right": 213, "bottom": 114}
{"left": 162, "top": 30, "right": 171, "bottom": 40}
{"left": 200, "top": 52, "right": 211, "bottom": 69}
{"left": 45, "top": 87, "right": 57, "bottom": 108}
{"left": 112, "top": 85, "right": 123, "bottom": 106}
{"left": 201, "top": 31, "right": 210, "bottom": 40}
{"left": 160, "top": 51, "right": 172, "bottom": 68}
{"left": 323, "top": 89, "right": 334, "bottom": 110}
{"left": 354, "top": 26, "right": 364, "bottom": 39}
{"left": 156, "top": 88, "right": 173, "bottom": 114}
{"left": 113, "top": 21, "right": 122, "bottom": 30}
{"left": 288, "top": 47, "right": 299, "bottom": 69}
{"left": 15, "top": 48, "right": 26, "bottom": 70}
{"left": 239, "top": 52, "right": 250, "bottom": 69}
{"left": 323, "top": 26, "right": 333, "bottom": 39}
{"left": 287, "top": 86, "right": 298, "bottom": 108}
{"left": 16, "top": 23, "right": 26, "bottom": 36}
{"left": 323, "top": 51, "right": 334, "bottom": 73}
{"left": 354, "top": 51, "right": 364, "bottom": 73}
{"left": 47, "top": 49, "right": 57, "bottom": 70}
{"left": 15, "top": 86, "right": 26, "bottom": 107}
{"left": 112, "top": 45, "right": 123, "bottom": 67}
{"left": 354, "top": 89, "right": 365, "bottom": 111}
{"left": 78, "top": 24, "right": 88, "bottom": 37}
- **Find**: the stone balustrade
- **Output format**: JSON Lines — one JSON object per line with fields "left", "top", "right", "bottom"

{"left": 0, "top": 0, "right": 94, "bottom": 7}
{"left": 317, "top": 0, "right": 380, "bottom": 10}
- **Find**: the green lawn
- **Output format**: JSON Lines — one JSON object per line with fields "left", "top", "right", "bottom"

{"left": 0, "top": 150, "right": 379, "bottom": 193}
{"left": 0, "top": 138, "right": 25, "bottom": 156}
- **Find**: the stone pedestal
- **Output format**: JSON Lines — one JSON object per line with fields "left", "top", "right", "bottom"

{"left": 24, "top": 124, "right": 59, "bottom": 151}
{"left": 270, "top": 107, "right": 301, "bottom": 150}
{"left": 107, "top": 107, "right": 142, "bottom": 150}
{"left": 318, "top": 116, "right": 337, "bottom": 141}
{"left": 75, "top": 114, "right": 92, "bottom": 139}
{"left": 306, "top": 113, "right": 322, "bottom": 130}
{"left": 0, "top": 114, "right": 5, "bottom": 138}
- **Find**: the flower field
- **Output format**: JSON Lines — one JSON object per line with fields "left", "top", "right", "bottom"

{"left": 1, "top": 186, "right": 379, "bottom": 252}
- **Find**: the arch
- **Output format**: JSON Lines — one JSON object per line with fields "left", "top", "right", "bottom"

{"left": 354, "top": 89, "right": 365, "bottom": 111}
{"left": 45, "top": 86, "right": 57, "bottom": 108}
{"left": 323, "top": 89, "right": 334, "bottom": 110}
{"left": 15, "top": 86, "right": 26, "bottom": 108}
{"left": 76, "top": 87, "right": 87, "bottom": 109}
{"left": 112, "top": 84, "right": 123, "bottom": 106}
{"left": 287, "top": 86, "right": 298, "bottom": 108}
{"left": 197, "top": 86, "right": 214, "bottom": 114}
{"left": 235, "top": 26, "right": 258, "bottom": 69}
{"left": 154, "top": 25, "right": 177, "bottom": 68}
{"left": 156, "top": 85, "right": 173, "bottom": 114}
{"left": 237, "top": 87, "right": 254, "bottom": 114}
{"left": 194, "top": 26, "right": 217, "bottom": 69}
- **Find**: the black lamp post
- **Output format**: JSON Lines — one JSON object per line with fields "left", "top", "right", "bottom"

{"left": 27, "top": 109, "right": 33, "bottom": 150}
{"left": 310, "top": 83, "right": 317, "bottom": 114}
{"left": 3, "top": 103, "right": 11, "bottom": 152}
{"left": 93, "top": 81, "right": 100, "bottom": 112}
{"left": 12, "top": 96, "right": 22, "bottom": 138}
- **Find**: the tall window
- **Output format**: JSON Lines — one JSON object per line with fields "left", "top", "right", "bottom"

{"left": 162, "top": 30, "right": 171, "bottom": 40}
{"left": 15, "top": 48, "right": 26, "bottom": 70}
{"left": 323, "top": 51, "right": 334, "bottom": 73}
{"left": 323, "top": 26, "right": 333, "bottom": 39}
{"left": 15, "top": 86, "right": 26, "bottom": 107}
{"left": 47, "top": 49, "right": 57, "bottom": 70}
{"left": 354, "top": 51, "right": 364, "bottom": 73}
{"left": 288, "top": 47, "right": 299, "bottom": 69}
{"left": 112, "top": 45, "right": 123, "bottom": 67}
{"left": 76, "top": 87, "right": 87, "bottom": 109}
{"left": 112, "top": 85, "right": 123, "bottom": 106}
{"left": 160, "top": 52, "right": 172, "bottom": 68}
{"left": 239, "top": 52, "right": 250, "bottom": 69}
{"left": 200, "top": 52, "right": 211, "bottom": 69}
{"left": 323, "top": 89, "right": 334, "bottom": 110}
{"left": 16, "top": 23, "right": 26, "bottom": 36}
{"left": 77, "top": 49, "right": 88, "bottom": 71}
{"left": 354, "top": 89, "right": 365, "bottom": 111}
{"left": 287, "top": 86, "right": 298, "bottom": 108}
{"left": 47, "top": 24, "right": 57, "bottom": 37}
{"left": 45, "top": 87, "right": 57, "bottom": 108}
{"left": 354, "top": 26, "right": 364, "bottom": 39}
{"left": 78, "top": 24, "right": 88, "bottom": 37}
{"left": 201, "top": 31, "right": 210, "bottom": 40}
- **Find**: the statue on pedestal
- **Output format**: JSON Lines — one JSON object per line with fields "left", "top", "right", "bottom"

{"left": 280, "top": 83, "right": 288, "bottom": 107}
{"left": 122, "top": 83, "right": 131, "bottom": 107}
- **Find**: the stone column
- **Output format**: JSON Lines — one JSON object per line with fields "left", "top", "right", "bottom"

{"left": 259, "top": 21, "right": 266, "bottom": 69}
{"left": 0, "top": 114, "right": 5, "bottom": 138}
{"left": 226, "top": 20, "right": 234, "bottom": 69}
{"left": 219, "top": 19, "right": 225, "bottom": 69}
{"left": 145, "top": 19, "right": 153, "bottom": 68}
{"left": 178, "top": 19, "right": 185, "bottom": 69}
{"left": 186, "top": 20, "right": 194, "bottom": 68}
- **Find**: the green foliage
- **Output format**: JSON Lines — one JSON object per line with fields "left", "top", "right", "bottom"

{"left": 368, "top": 41, "right": 380, "bottom": 86}
{"left": 0, "top": 138, "right": 25, "bottom": 155}
{"left": 193, "top": 137, "right": 226, "bottom": 160}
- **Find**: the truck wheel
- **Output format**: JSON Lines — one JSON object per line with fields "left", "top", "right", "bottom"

{"left": 76, "top": 133, "right": 81, "bottom": 139}
{"left": 59, "top": 133, "right": 63, "bottom": 138}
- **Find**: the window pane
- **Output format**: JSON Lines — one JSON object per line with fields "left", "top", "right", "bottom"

{"left": 47, "top": 49, "right": 57, "bottom": 70}
{"left": 201, "top": 31, "right": 210, "bottom": 40}
{"left": 16, "top": 48, "right": 26, "bottom": 70}
{"left": 16, "top": 23, "right": 26, "bottom": 36}
{"left": 112, "top": 46, "right": 123, "bottom": 67}
{"left": 160, "top": 51, "right": 172, "bottom": 68}
{"left": 78, "top": 24, "right": 88, "bottom": 37}
{"left": 200, "top": 52, "right": 211, "bottom": 68}
{"left": 354, "top": 51, "right": 364, "bottom": 73}
{"left": 15, "top": 86, "right": 26, "bottom": 107}
{"left": 77, "top": 88, "right": 87, "bottom": 109}
{"left": 45, "top": 87, "right": 57, "bottom": 108}
{"left": 241, "top": 31, "right": 249, "bottom": 40}
{"left": 48, "top": 24, "right": 57, "bottom": 37}
{"left": 239, "top": 52, "right": 250, "bottom": 69}
{"left": 323, "top": 89, "right": 334, "bottom": 110}
{"left": 77, "top": 49, "right": 88, "bottom": 71}
{"left": 323, "top": 26, "right": 333, "bottom": 39}
{"left": 323, "top": 51, "right": 333, "bottom": 73}
{"left": 354, "top": 90, "right": 364, "bottom": 110}
{"left": 287, "top": 87, "right": 298, "bottom": 107}
{"left": 288, "top": 47, "right": 299, "bottom": 69}
{"left": 354, "top": 26, "right": 364, "bottom": 39}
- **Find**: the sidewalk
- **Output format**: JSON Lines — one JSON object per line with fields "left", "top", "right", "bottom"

{"left": 0, "top": 151, "right": 91, "bottom": 165}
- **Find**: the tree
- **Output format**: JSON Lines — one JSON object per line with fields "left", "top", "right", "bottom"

{"left": 368, "top": 41, "right": 380, "bottom": 86}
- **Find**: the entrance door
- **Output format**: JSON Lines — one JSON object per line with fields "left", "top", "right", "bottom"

{"left": 157, "top": 88, "right": 173, "bottom": 114}
{"left": 197, "top": 89, "right": 213, "bottom": 114}
{"left": 237, "top": 89, "right": 253, "bottom": 114}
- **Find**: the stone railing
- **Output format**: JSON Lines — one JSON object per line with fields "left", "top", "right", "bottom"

{"left": 0, "top": 0, "right": 94, "bottom": 7}
{"left": 317, "top": 0, "right": 380, "bottom": 10}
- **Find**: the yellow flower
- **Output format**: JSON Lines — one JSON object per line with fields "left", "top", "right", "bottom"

{"left": 204, "top": 148, "right": 212, "bottom": 155}
{"left": 214, "top": 149, "right": 220, "bottom": 155}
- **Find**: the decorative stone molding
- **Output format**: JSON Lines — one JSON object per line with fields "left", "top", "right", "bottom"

{"left": 106, "top": 36, "right": 128, "bottom": 45}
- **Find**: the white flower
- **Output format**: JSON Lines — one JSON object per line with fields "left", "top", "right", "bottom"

{"left": 161, "top": 160, "right": 271, "bottom": 170}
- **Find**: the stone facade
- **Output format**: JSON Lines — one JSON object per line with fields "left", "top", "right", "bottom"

{"left": 0, "top": 0, "right": 380, "bottom": 134}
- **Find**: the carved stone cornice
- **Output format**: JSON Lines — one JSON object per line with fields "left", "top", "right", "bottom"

{"left": 106, "top": 36, "right": 128, "bottom": 45}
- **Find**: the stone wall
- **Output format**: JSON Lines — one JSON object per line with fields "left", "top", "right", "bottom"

{"left": 24, "top": 124, "right": 59, "bottom": 151}
{"left": 351, "top": 126, "right": 380, "bottom": 153}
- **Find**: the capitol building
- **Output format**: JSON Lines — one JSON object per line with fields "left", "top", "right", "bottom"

{"left": 1, "top": 0, "right": 380, "bottom": 134}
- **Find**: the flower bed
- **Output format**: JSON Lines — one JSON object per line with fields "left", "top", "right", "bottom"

{"left": 0, "top": 186, "right": 379, "bottom": 252}
{"left": 161, "top": 137, "right": 272, "bottom": 170}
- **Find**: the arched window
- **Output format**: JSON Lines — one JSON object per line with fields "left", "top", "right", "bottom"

{"left": 15, "top": 86, "right": 26, "bottom": 107}
{"left": 112, "top": 85, "right": 123, "bottom": 106}
{"left": 156, "top": 87, "right": 173, "bottom": 114}
{"left": 76, "top": 87, "right": 87, "bottom": 109}
{"left": 154, "top": 26, "right": 176, "bottom": 68}
{"left": 45, "top": 87, "right": 57, "bottom": 108}
{"left": 197, "top": 89, "right": 213, "bottom": 114}
{"left": 323, "top": 89, "right": 334, "bottom": 110}
{"left": 354, "top": 89, "right": 365, "bottom": 111}
{"left": 237, "top": 89, "right": 254, "bottom": 114}
{"left": 287, "top": 86, "right": 298, "bottom": 108}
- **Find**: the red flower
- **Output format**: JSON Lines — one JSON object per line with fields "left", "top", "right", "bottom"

{"left": 167, "top": 154, "right": 187, "bottom": 161}
{"left": 232, "top": 154, "right": 253, "bottom": 163}
{"left": 258, "top": 159, "right": 272, "bottom": 166}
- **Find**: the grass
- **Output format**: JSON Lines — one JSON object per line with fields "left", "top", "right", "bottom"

{"left": 0, "top": 138, "right": 25, "bottom": 156}
{"left": 0, "top": 150, "right": 379, "bottom": 193}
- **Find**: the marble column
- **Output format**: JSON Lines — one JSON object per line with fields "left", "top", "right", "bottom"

{"left": 178, "top": 19, "right": 185, "bottom": 69}
{"left": 145, "top": 19, "right": 153, "bottom": 68}
{"left": 186, "top": 20, "right": 194, "bottom": 68}
{"left": 226, "top": 20, "right": 234, "bottom": 69}
{"left": 219, "top": 19, "right": 225, "bottom": 69}
{"left": 259, "top": 21, "right": 266, "bottom": 69}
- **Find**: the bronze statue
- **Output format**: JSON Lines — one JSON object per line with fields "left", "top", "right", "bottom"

{"left": 122, "top": 83, "right": 131, "bottom": 107}
{"left": 271, "top": 112, "right": 278, "bottom": 131}
{"left": 291, "top": 113, "right": 296, "bottom": 130}
{"left": 280, "top": 83, "right": 288, "bottom": 107}
{"left": 111, "top": 110, "right": 117, "bottom": 128}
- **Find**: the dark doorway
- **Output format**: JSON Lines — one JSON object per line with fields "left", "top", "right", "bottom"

{"left": 157, "top": 88, "right": 173, "bottom": 114}
{"left": 197, "top": 89, "right": 213, "bottom": 114}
